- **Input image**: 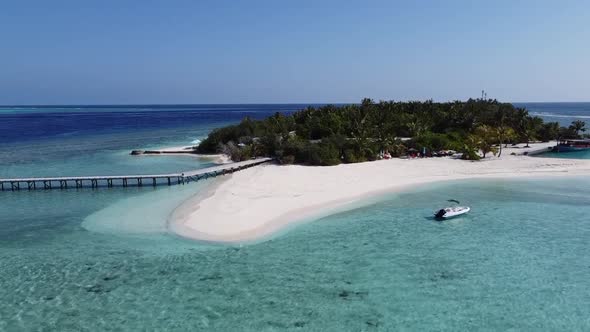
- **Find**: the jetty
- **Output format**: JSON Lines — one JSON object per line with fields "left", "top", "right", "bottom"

{"left": 0, "top": 158, "right": 273, "bottom": 191}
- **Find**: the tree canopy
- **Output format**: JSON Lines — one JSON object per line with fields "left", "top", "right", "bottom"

{"left": 196, "top": 99, "right": 578, "bottom": 165}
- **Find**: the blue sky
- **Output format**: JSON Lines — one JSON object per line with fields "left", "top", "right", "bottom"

{"left": 0, "top": 0, "right": 588, "bottom": 104}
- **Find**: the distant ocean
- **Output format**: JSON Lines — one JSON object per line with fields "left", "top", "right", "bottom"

{"left": 514, "top": 102, "right": 590, "bottom": 126}
{"left": 0, "top": 104, "right": 308, "bottom": 178}
{"left": 1, "top": 103, "right": 590, "bottom": 330}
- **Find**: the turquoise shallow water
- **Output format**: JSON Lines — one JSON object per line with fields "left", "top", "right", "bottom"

{"left": 2, "top": 105, "right": 590, "bottom": 330}
{"left": 2, "top": 177, "right": 590, "bottom": 331}
{"left": 539, "top": 149, "right": 590, "bottom": 160}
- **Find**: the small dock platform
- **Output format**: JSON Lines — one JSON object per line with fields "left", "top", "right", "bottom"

{"left": 0, "top": 158, "right": 273, "bottom": 191}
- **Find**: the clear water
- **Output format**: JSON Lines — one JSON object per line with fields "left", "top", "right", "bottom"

{"left": 538, "top": 149, "right": 590, "bottom": 160}
{"left": 0, "top": 104, "right": 306, "bottom": 177}
{"left": 2, "top": 178, "right": 590, "bottom": 331}
{"left": 2, "top": 104, "right": 590, "bottom": 330}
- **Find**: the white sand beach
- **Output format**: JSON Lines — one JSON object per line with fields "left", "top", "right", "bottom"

{"left": 169, "top": 142, "right": 590, "bottom": 243}
{"left": 136, "top": 145, "right": 232, "bottom": 164}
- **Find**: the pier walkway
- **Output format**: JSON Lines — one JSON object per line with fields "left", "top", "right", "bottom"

{"left": 0, "top": 158, "right": 273, "bottom": 191}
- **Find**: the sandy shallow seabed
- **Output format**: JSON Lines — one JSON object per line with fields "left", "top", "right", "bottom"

{"left": 169, "top": 142, "right": 590, "bottom": 243}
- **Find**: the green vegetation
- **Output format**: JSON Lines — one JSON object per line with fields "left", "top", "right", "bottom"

{"left": 196, "top": 98, "right": 584, "bottom": 165}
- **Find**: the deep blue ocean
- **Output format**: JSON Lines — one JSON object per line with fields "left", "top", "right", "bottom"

{"left": 1, "top": 103, "right": 590, "bottom": 330}
{"left": 0, "top": 105, "right": 308, "bottom": 177}
{"left": 515, "top": 102, "right": 590, "bottom": 126}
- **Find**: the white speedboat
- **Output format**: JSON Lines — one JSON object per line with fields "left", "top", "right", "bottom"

{"left": 434, "top": 206, "right": 470, "bottom": 219}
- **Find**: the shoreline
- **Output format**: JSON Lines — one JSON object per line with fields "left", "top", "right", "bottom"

{"left": 130, "top": 145, "right": 232, "bottom": 164}
{"left": 169, "top": 143, "right": 590, "bottom": 244}
{"left": 167, "top": 176, "right": 229, "bottom": 242}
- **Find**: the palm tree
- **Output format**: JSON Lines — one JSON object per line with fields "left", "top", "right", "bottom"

{"left": 461, "top": 135, "right": 481, "bottom": 160}
{"left": 513, "top": 108, "right": 531, "bottom": 145}
{"left": 523, "top": 116, "right": 543, "bottom": 147}
{"left": 569, "top": 120, "right": 586, "bottom": 137}
{"left": 474, "top": 125, "right": 499, "bottom": 158}
{"left": 348, "top": 101, "right": 373, "bottom": 158}
{"left": 497, "top": 126, "right": 516, "bottom": 157}
{"left": 494, "top": 106, "right": 508, "bottom": 157}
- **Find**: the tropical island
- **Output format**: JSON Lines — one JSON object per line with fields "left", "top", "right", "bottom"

{"left": 168, "top": 99, "right": 590, "bottom": 243}
{"left": 196, "top": 98, "right": 587, "bottom": 164}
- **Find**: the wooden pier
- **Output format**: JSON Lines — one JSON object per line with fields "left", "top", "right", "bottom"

{"left": 0, "top": 158, "right": 273, "bottom": 191}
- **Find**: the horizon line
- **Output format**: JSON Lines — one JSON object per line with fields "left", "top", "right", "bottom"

{"left": 1, "top": 101, "right": 589, "bottom": 108}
